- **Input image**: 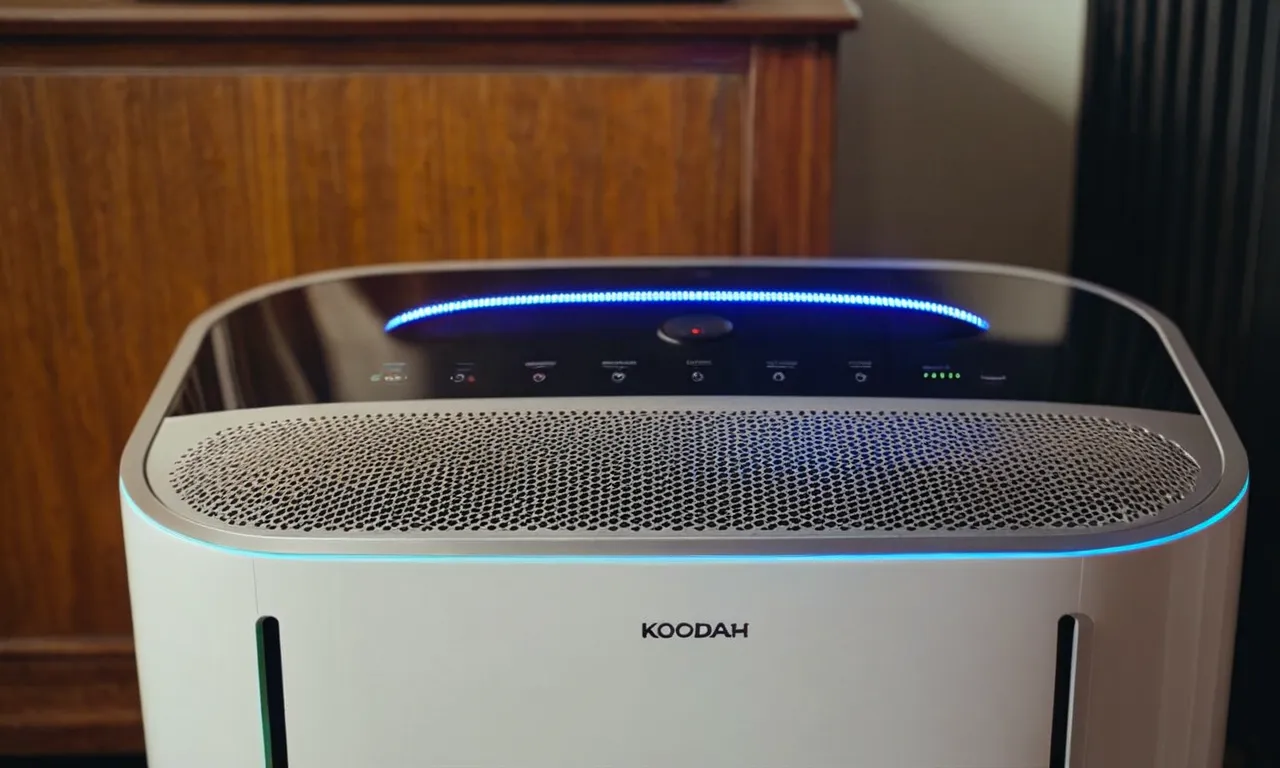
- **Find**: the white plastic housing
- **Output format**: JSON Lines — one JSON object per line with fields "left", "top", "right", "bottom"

{"left": 122, "top": 493, "right": 1246, "bottom": 768}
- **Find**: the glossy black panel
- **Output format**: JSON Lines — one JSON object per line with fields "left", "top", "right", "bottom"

{"left": 168, "top": 264, "right": 1197, "bottom": 415}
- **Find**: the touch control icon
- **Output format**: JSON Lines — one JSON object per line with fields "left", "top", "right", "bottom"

{"left": 855, "top": 372, "right": 868, "bottom": 383}
{"left": 610, "top": 371, "right": 627, "bottom": 384}
{"left": 532, "top": 372, "right": 547, "bottom": 384}
{"left": 691, "top": 371, "right": 705, "bottom": 383}
{"left": 772, "top": 371, "right": 787, "bottom": 383}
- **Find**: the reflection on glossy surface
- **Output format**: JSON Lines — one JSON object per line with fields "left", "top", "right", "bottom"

{"left": 169, "top": 264, "right": 1197, "bottom": 415}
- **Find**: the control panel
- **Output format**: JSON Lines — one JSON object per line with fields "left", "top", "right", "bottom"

{"left": 372, "top": 305, "right": 1054, "bottom": 402}
{"left": 170, "top": 265, "right": 1201, "bottom": 416}
{"left": 368, "top": 347, "right": 1037, "bottom": 401}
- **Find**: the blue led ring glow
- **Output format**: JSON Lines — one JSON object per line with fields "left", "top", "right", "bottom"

{"left": 122, "top": 476, "right": 1248, "bottom": 562}
{"left": 384, "top": 290, "right": 991, "bottom": 333}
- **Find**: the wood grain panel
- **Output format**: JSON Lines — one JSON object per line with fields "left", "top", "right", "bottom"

{"left": 0, "top": 19, "right": 854, "bottom": 751}
{"left": 0, "top": 68, "right": 744, "bottom": 642}
{"left": 744, "top": 39, "right": 838, "bottom": 256}
{"left": 0, "top": 638, "right": 140, "bottom": 754}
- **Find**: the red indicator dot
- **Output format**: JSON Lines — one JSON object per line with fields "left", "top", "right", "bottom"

{"left": 466, "top": 376, "right": 476, "bottom": 384}
{"left": 691, "top": 327, "right": 702, "bottom": 335}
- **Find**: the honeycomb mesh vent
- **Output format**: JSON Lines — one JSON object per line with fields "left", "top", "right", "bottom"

{"left": 165, "top": 410, "right": 1201, "bottom": 535}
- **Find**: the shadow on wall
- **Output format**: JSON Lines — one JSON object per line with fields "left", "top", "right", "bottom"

{"left": 834, "top": 0, "right": 1084, "bottom": 273}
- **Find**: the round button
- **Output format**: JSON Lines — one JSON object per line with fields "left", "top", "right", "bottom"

{"left": 691, "top": 371, "right": 705, "bottom": 383}
{"left": 610, "top": 371, "right": 627, "bottom": 383}
{"left": 771, "top": 371, "right": 787, "bottom": 383}
{"left": 658, "top": 314, "right": 734, "bottom": 345}
{"left": 532, "top": 372, "right": 547, "bottom": 383}
{"left": 854, "top": 372, "right": 868, "bottom": 383}
{"left": 450, "top": 372, "right": 466, "bottom": 384}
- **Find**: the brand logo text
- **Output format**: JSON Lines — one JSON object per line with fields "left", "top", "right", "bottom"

{"left": 641, "top": 622, "right": 749, "bottom": 639}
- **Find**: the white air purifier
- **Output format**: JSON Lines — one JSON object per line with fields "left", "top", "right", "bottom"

{"left": 121, "top": 258, "right": 1248, "bottom": 768}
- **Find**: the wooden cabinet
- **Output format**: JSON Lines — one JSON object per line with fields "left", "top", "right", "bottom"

{"left": 0, "top": 0, "right": 857, "bottom": 754}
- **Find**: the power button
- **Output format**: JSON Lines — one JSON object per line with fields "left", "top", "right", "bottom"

{"left": 658, "top": 315, "right": 734, "bottom": 345}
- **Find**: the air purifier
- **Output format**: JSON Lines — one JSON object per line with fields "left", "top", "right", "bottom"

{"left": 120, "top": 258, "right": 1248, "bottom": 768}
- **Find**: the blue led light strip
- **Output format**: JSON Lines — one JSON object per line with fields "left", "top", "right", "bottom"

{"left": 383, "top": 290, "right": 991, "bottom": 333}
{"left": 121, "top": 476, "right": 1247, "bottom": 563}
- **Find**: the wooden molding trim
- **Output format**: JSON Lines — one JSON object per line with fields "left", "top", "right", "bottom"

{"left": 744, "top": 38, "right": 838, "bottom": 256}
{"left": 0, "top": 0, "right": 859, "bottom": 39}
{"left": 0, "top": 636, "right": 143, "bottom": 755}
{"left": 0, "top": 38, "right": 751, "bottom": 70}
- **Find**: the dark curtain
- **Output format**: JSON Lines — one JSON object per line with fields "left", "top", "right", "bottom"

{"left": 1071, "top": 0, "right": 1280, "bottom": 764}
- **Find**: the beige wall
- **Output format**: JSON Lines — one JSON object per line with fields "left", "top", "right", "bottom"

{"left": 834, "top": 0, "right": 1088, "bottom": 272}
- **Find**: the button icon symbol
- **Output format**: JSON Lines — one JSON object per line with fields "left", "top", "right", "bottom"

{"left": 532, "top": 372, "right": 547, "bottom": 383}
{"left": 610, "top": 371, "right": 627, "bottom": 384}
{"left": 854, "top": 372, "right": 868, "bottom": 383}
{"left": 450, "top": 372, "right": 466, "bottom": 384}
{"left": 691, "top": 371, "right": 705, "bottom": 383}
{"left": 374, "top": 362, "right": 408, "bottom": 384}
{"left": 772, "top": 371, "right": 787, "bottom": 383}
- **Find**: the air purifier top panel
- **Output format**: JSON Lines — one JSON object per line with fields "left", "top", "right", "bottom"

{"left": 123, "top": 258, "right": 1247, "bottom": 558}
{"left": 164, "top": 260, "right": 1197, "bottom": 412}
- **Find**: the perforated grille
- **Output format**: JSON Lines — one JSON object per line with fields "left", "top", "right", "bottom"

{"left": 165, "top": 410, "right": 1201, "bottom": 535}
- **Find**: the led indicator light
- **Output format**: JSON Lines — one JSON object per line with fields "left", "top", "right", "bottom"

{"left": 384, "top": 290, "right": 991, "bottom": 333}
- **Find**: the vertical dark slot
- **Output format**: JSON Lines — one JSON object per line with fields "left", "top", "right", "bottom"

{"left": 1049, "top": 615, "right": 1079, "bottom": 768}
{"left": 257, "top": 616, "right": 289, "bottom": 767}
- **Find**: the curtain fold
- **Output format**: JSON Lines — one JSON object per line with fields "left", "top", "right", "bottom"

{"left": 1071, "top": 0, "right": 1280, "bottom": 763}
